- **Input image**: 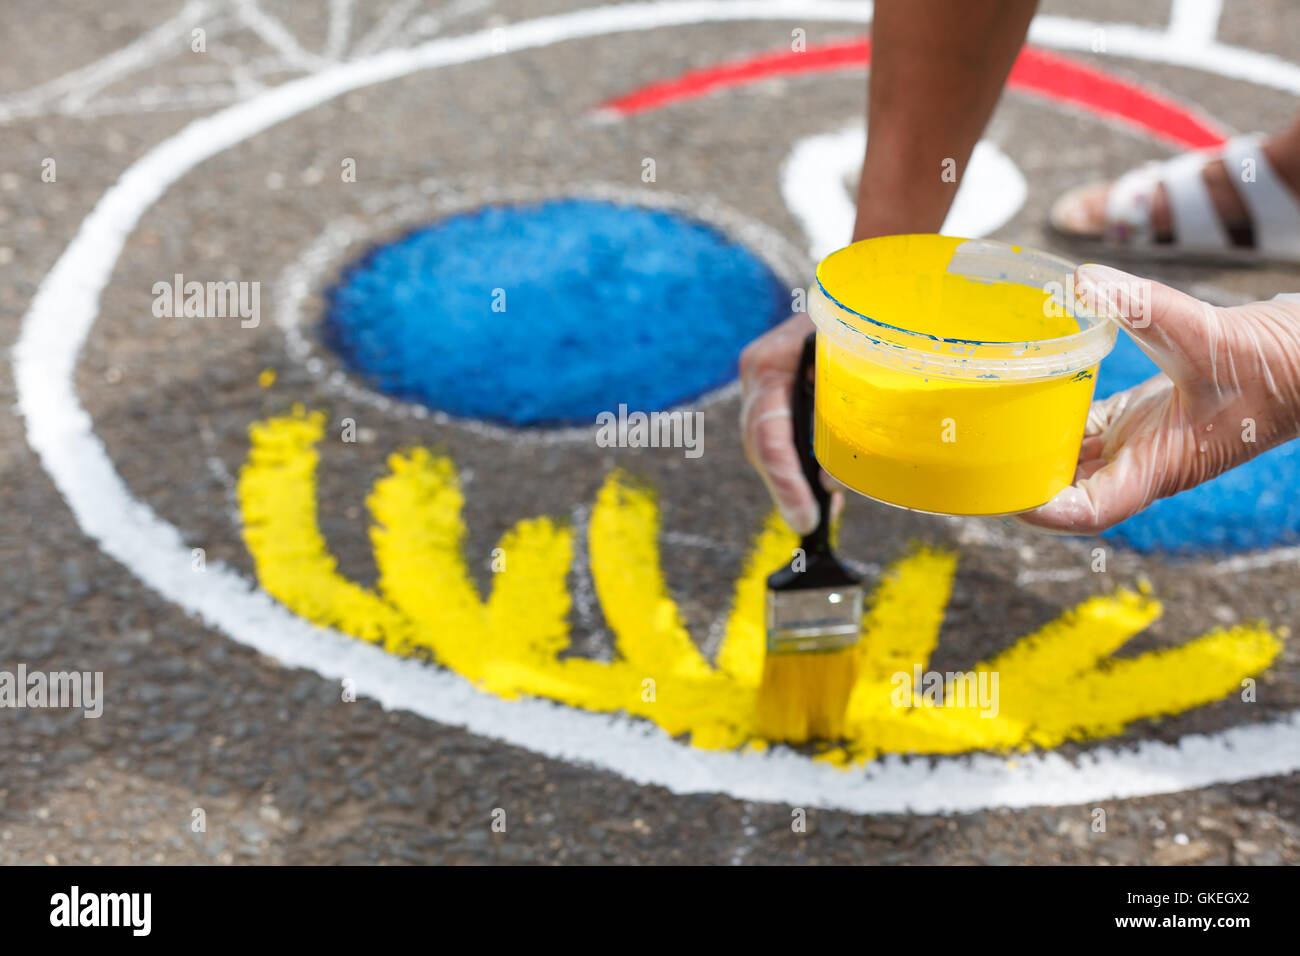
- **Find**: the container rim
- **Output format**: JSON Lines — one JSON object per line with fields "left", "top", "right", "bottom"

{"left": 810, "top": 236, "right": 1118, "bottom": 382}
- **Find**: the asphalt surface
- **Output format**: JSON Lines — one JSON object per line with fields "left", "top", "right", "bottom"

{"left": 2, "top": 0, "right": 1299, "bottom": 865}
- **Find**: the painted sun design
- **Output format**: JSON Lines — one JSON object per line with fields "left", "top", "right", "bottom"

{"left": 238, "top": 408, "right": 1283, "bottom": 765}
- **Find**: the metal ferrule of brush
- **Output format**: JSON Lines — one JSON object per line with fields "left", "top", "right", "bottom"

{"left": 765, "top": 585, "right": 864, "bottom": 654}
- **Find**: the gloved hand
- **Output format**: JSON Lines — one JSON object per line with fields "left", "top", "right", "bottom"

{"left": 740, "top": 312, "right": 841, "bottom": 534}
{"left": 1020, "top": 264, "right": 1300, "bottom": 535}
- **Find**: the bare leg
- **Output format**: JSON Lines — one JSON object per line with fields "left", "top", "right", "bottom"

{"left": 854, "top": 0, "right": 1039, "bottom": 240}
{"left": 743, "top": 0, "right": 1039, "bottom": 534}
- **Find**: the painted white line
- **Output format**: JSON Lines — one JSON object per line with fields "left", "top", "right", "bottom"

{"left": 325, "top": 0, "right": 355, "bottom": 61}
{"left": 781, "top": 125, "right": 1026, "bottom": 259}
{"left": 1029, "top": 15, "right": 1300, "bottom": 96}
{"left": 232, "top": 0, "right": 330, "bottom": 72}
{"left": 69, "top": 87, "right": 248, "bottom": 121}
{"left": 16, "top": 0, "right": 1300, "bottom": 814}
{"left": 0, "top": 0, "right": 217, "bottom": 122}
{"left": 944, "top": 141, "right": 1029, "bottom": 242}
{"left": 1168, "top": 0, "right": 1223, "bottom": 46}
{"left": 353, "top": 0, "right": 426, "bottom": 57}
{"left": 781, "top": 126, "right": 862, "bottom": 260}
{"left": 1016, "top": 567, "right": 1089, "bottom": 586}
{"left": 1209, "top": 544, "right": 1300, "bottom": 575}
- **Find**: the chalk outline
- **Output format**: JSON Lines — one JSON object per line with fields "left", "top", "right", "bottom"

{"left": 14, "top": 0, "right": 1300, "bottom": 814}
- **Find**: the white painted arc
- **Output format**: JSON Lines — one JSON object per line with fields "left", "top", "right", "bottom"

{"left": 1168, "top": 0, "right": 1224, "bottom": 46}
{"left": 780, "top": 127, "right": 859, "bottom": 261}
{"left": 14, "top": 0, "right": 1300, "bottom": 814}
{"left": 782, "top": 125, "right": 1027, "bottom": 259}
{"left": 1027, "top": 15, "right": 1300, "bottom": 95}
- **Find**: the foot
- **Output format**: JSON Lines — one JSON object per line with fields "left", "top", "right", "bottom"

{"left": 1051, "top": 135, "right": 1300, "bottom": 248}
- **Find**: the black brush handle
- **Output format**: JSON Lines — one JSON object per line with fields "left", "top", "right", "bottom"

{"left": 792, "top": 332, "right": 830, "bottom": 555}
{"left": 767, "top": 332, "right": 859, "bottom": 591}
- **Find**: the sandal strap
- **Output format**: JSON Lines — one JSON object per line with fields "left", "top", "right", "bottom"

{"left": 1160, "top": 150, "right": 1231, "bottom": 252}
{"left": 1104, "top": 160, "right": 1162, "bottom": 244}
{"left": 1223, "top": 133, "right": 1300, "bottom": 258}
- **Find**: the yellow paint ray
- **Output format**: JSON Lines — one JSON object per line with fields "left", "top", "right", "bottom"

{"left": 836, "top": 624, "right": 1285, "bottom": 761}
{"left": 1000, "top": 625, "right": 1284, "bottom": 748}
{"left": 238, "top": 409, "right": 412, "bottom": 651}
{"left": 839, "top": 589, "right": 1162, "bottom": 753}
{"left": 369, "top": 450, "right": 607, "bottom": 697}
{"left": 979, "top": 588, "right": 1162, "bottom": 688}
{"left": 481, "top": 656, "right": 637, "bottom": 709}
{"left": 716, "top": 511, "right": 798, "bottom": 687}
{"left": 587, "top": 471, "right": 713, "bottom": 680}
{"left": 366, "top": 450, "right": 752, "bottom": 745}
{"left": 485, "top": 516, "right": 575, "bottom": 663}
{"left": 850, "top": 546, "right": 958, "bottom": 705}
{"left": 368, "top": 447, "right": 492, "bottom": 669}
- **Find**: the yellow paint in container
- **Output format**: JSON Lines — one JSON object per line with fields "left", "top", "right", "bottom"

{"left": 810, "top": 235, "right": 1117, "bottom": 515}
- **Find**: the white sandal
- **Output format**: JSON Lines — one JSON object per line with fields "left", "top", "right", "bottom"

{"left": 1049, "top": 133, "right": 1300, "bottom": 267}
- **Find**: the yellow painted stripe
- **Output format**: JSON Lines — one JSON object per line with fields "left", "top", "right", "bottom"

{"left": 588, "top": 472, "right": 714, "bottom": 681}
{"left": 716, "top": 511, "right": 797, "bottom": 688}
{"left": 1003, "top": 625, "right": 1283, "bottom": 747}
{"left": 237, "top": 408, "right": 412, "bottom": 651}
{"left": 366, "top": 448, "right": 752, "bottom": 745}
{"left": 979, "top": 588, "right": 1161, "bottom": 688}
{"left": 368, "top": 447, "right": 495, "bottom": 671}
{"left": 486, "top": 517, "right": 575, "bottom": 664}
{"left": 856, "top": 547, "right": 959, "bottom": 685}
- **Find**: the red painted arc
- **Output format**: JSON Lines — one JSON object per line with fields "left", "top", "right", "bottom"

{"left": 599, "top": 36, "right": 1228, "bottom": 150}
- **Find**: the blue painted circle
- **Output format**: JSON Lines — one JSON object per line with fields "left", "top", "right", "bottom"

{"left": 321, "top": 198, "right": 789, "bottom": 426}
{"left": 1096, "top": 332, "right": 1300, "bottom": 554}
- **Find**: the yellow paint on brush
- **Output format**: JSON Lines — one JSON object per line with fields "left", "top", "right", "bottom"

{"left": 238, "top": 409, "right": 1285, "bottom": 762}
{"left": 756, "top": 647, "right": 858, "bottom": 744}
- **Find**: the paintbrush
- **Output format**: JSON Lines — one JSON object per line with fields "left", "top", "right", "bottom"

{"left": 755, "top": 332, "right": 863, "bottom": 743}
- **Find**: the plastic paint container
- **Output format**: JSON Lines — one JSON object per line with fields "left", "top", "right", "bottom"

{"left": 809, "top": 234, "right": 1117, "bottom": 516}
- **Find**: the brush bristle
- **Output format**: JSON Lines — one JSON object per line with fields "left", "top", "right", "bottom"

{"left": 755, "top": 647, "right": 858, "bottom": 744}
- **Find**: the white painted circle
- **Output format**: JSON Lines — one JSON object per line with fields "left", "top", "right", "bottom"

{"left": 15, "top": 0, "right": 1300, "bottom": 814}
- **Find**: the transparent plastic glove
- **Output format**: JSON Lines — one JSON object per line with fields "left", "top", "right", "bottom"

{"left": 1020, "top": 264, "right": 1300, "bottom": 535}
{"left": 739, "top": 313, "right": 842, "bottom": 534}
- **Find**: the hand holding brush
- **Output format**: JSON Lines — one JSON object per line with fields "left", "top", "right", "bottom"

{"left": 755, "top": 333, "right": 864, "bottom": 744}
